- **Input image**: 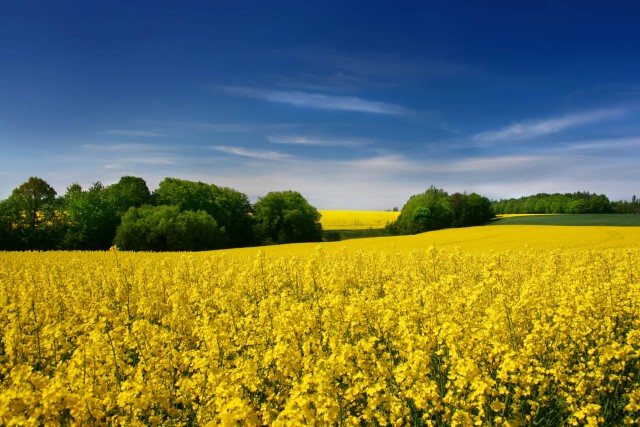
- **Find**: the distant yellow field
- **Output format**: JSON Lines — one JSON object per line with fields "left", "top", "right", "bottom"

{"left": 319, "top": 210, "right": 400, "bottom": 230}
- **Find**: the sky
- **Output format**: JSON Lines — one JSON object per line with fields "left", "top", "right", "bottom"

{"left": 1, "top": 1, "right": 640, "bottom": 209}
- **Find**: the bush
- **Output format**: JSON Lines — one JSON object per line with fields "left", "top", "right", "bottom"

{"left": 390, "top": 186, "right": 494, "bottom": 235}
{"left": 114, "top": 205, "right": 226, "bottom": 251}
{"left": 253, "top": 191, "right": 323, "bottom": 244}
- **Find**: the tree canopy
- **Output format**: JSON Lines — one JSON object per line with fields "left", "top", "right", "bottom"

{"left": 252, "top": 191, "right": 323, "bottom": 244}
{"left": 106, "top": 176, "right": 152, "bottom": 216}
{"left": 388, "top": 186, "right": 494, "bottom": 235}
{"left": 8, "top": 177, "right": 57, "bottom": 231}
{"left": 155, "top": 178, "right": 255, "bottom": 247}
{"left": 113, "top": 205, "right": 225, "bottom": 251}
{"left": 0, "top": 176, "right": 323, "bottom": 251}
{"left": 0, "top": 177, "right": 62, "bottom": 249}
{"left": 62, "top": 182, "right": 119, "bottom": 250}
{"left": 1, "top": 176, "right": 635, "bottom": 251}
{"left": 492, "top": 192, "right": 615, "bottom": 214}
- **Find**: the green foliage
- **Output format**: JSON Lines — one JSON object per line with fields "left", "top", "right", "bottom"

{"left": 0, "top": 175, "right": 320, "bottom": 251}
{"left": 0, "top": 177, "right": 64, "bottom": 249}
{"left": 114, "top": 205, "right": 225, "bottom": 251}
{"left": 8, "top": 176, "right": 57, "bottom": 230}
{"left": 0, "top": 176, "right": 260, "bottom": 250}
{"left": 106, "top": 176, "right": 152, "bottom": 216}
{"left": 253, "top": 191, "right": 323, "bottom": 244}
{"left": 154, "top": 178, "right": 254, "bottom": 247}
{"left": 3, "top": 174, "right": 635, "bottom": 252}
{"left": 412, "top": 206, "right": 431, "bottom": 223}
{"left": 208, "top": 186, "right": 255, "bottom": 247}
{"left": 154, "top": 178, "right": 213, "bottom": 213}
{"left": 323, "top": 228, "right": 391, "bottom": 241}
{"left": 0, "top": 199, "right": 17, "bottom": 249}
{"left": 388, "top": 187, "right": 494, "bottom": 235}
{"left": 450, "top": 192, "right": 494, "bottom": 227}
{"left": 60, "top": 177, "right": 152, "bottom": 250}
{"left": 392, "top": 186, "right": 454, "bottom": 234}
{"left": 611, "top": 195, "right": 640, "bottom": 213}
{"left": 61, "top": 182, "right": 120, "bottom": 250}
{"left": 323, "top": 230, "right": 342, "bottom": 242}
{"left": 492, "top": 192, "right": 614, "bottom": 214}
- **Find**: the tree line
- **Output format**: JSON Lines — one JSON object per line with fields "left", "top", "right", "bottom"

{"left": 4, "top": 178, "right": 635, "bottom": 251}
{"left": 0, "top": 176, "right": 322, "bottom": 251}
{"left": 386, "top": 186, "right": 495, "bottom": 235}
{"left": 383, "top": 187, "right": 640, "bottom": 237}
{"left": 491, "top": 192, "right": 640, "bottom": 215}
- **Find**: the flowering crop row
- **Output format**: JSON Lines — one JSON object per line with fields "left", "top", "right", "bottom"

{"left": 1, "top": 243, "right": 639, "bottom": 425}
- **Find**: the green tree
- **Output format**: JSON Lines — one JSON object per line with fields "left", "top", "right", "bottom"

{"left": 113, "top": 205, "right": 225, "bottom": 251}
{"left": 391, "top": 187, "right": 494, "bottom": 235}
{"left": 2, "top": 177, "right": 63, "bottom": 249}
{"left": 106, "top": 176, "right": 151, "bottom": 216}
{"left": 8, "top": 177, "right": 57, "bottom": 231}
{"left": 586, "top": 194, "right": 612, "bottom": 213}
{"left": 209, "top": 186, "right": 255, "bottom": 247}
{"left": 451, "top": 192, "right": 494, "bottom": 227}
{"left": 0, "top": 199, "right": 17, "bottom": 249}
{"left": 412, "top": 206, "right": 432, "bottom": 231}
{"left": 568, "top": 199, "right": 586, "bottom": 214}
{"left": 154, "top": 178, "right": 213, "bottom": 213}
{"left": 394, "top": 186, "right": 454, "bottom": 234}
{"left": 252, "top": 191, "right": 322, "bottom": 244}
{"left": 61, "top": 182, "right": 120, "bottom": 250}
{"left": 154, "top": 178, "right": 254, "bottom": 247}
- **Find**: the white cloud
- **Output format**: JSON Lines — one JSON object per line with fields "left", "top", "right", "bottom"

{"left": 474, "top": 109, "right": 625, "bottom": 142}
{"left": 222, "top": 86, "right": 407, "bottom": 115}
{"left": 104, "top": 157, "right": 176, "bottom": 169}
{"left": 344, "top": 154, "right": 422, "bottom": 172}
{"left": 81, "top": 143, "right": 165, "bottom": 152}
{"left": 275, "top": 47, "right": 476, "bottom": 80}
{"left": 267, "top": 135, "right": 369, "bottom": 146}
{"left": 142, "top": 148, "right": 639, "bottom": 207}
{"left": 167, "top": 121, "right": 300, "bottom": 133}
{"left": 5, "top": 128, "right": 639, "bottom": 208}
{"left": 443, "top": 155, "right": 544, "bottom": 173}
{"left": 564, "top": 136, "right": 640, "bottom": 152}
{"left": 211, "top": 145, "right": 292, "bottom": 161}
{"left": 105, "top": 129, "right": 163, "bottom": 137}
{"left": 105, "top": 156, "right": 176, "bottom": 169}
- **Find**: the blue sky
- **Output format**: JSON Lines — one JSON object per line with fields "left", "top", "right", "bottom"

{"left": 2, "top": 1, "right": 640, "bottom": 209}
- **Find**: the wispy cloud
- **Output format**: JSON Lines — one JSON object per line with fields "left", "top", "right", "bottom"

{"left": 274, "top": 71, "right": 371, "bottom": 92}
{"left": 443, "top": 155, "right": 544, "bottom": 173}
{"left": 105, "top": 129, "right": 163, "bottom": 138}
{"left": 267, "top": 135, "right": 369, "bottom": 147}
{"left": 166, "top": 121, "right": 300, "bottom": 133}
{"left": 564, "top": 136, "right": 640, "bottom": 152}
{"left": 82, "top": 143, "right": 165, "bottom": 152}
{"left": 222, "top": 86, "right": 407, "bottom": 115}
{"left": 474, "top": 109, "right": 625, "bottom": 142}
{"left": 211, "top": 145, "right": 292, "bottom": 161}
{"left": 344, "top": 154, "right": 422, "bottom": 172}
{"left": 16, "top": 135, "right": 638, "bottom": 209}
{"left": 274, "top": 47, "right": 476, "bottom": 80}
{"left": 105, "top": 157, "right": 177, "bottom": 169}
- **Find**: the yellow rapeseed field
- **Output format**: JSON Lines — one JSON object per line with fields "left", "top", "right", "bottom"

{"left": 319, "top": 210, "right": 400, "bottom": 230}
{"left": 224, "top": 225, "right": 640, "bottom": 259}
{"left": 1, "top": 225, "right": 640, "bottom": 426}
